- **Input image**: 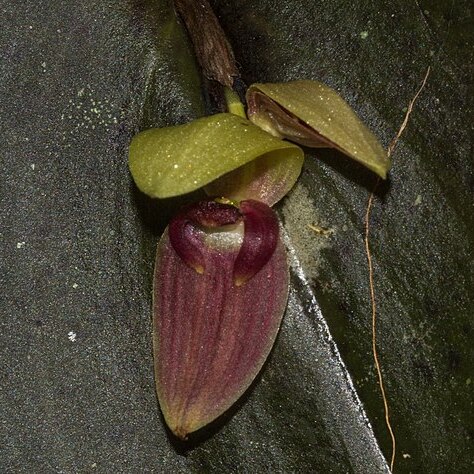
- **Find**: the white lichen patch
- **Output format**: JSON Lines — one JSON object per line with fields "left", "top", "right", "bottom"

{"left": 281, "top": 182, "right": 332, "bottom": 280}
{"left": 61, "top": 86, "right": 123, "bottom": 133}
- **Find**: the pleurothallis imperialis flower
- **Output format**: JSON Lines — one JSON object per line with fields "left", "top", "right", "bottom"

{"left": 129, "top": 80, "right": 390, "bottom": 438}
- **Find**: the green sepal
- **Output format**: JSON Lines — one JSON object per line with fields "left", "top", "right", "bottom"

{"left": 246, "top": 80, "right": 391, "bottom": 178}
{"left": 129, "top": 113, "right": 304, "bottom": 204}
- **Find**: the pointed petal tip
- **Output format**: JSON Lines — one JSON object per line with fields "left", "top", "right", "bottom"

{"left": 166, "top": 411, "right": 205, "bottom": 441}
{"left": 372, "top": 160, "right": 390, "bottom": 180}
{"left": 172, "top": 426, "right": 190, "bottom": 441}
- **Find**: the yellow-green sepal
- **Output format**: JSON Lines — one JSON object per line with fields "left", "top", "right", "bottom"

{"left": 129, "top": 113, "right": 304, "bottom": 205}
{"left": 246, "top": 80, "right": 390, "bottom": 179}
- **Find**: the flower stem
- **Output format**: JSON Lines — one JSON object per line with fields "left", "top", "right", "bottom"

{"left": 224, "top": 87, "right": 246, "bottom": 118}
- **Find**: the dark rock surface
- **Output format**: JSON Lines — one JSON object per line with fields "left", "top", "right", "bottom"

{"left": 1, "top": 1, "right": 472, "bottom": 472}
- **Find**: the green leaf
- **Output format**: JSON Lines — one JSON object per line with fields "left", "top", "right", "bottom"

{"left": 129, "top": 112, "right": 303, "bottom": 204}
{"left": 3, "top": 0, "right": 472, "bottom": 473}
{"left": 247, "top": 81, "right": 391, "bottom": 178}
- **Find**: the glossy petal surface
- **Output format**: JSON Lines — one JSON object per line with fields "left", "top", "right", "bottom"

{"left": 129, "top": 112, "right": 303, "bottom": 203}
{"left": 247, "top": 81, "right": 391, "bottom": 178}
{"left": 168, "top": 200, "right": 242, "bottom": 274}
{"left": 153, "top": 222, "right": 289, "bottom": 438}
{"left": 234, "top": 200, "right": 279, "bottom": 286}
{"left": 203, "top": 145, "right": 302, "bottom": 206}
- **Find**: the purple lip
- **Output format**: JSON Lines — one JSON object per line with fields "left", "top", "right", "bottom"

{"left": 154, "top": 199, "right": 288, "bottom": 438}
{"left": 169, "top": 199, "right": 279, "bottom": 286}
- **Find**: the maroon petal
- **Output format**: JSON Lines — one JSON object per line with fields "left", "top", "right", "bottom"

{"left": 153, "top": 202, "right": 289, "bottom": 439}
{"left": 234, "top": 199, "right": 279, "bottom": 286}
{"left": 168, "top": 200, "right": 241, "bottom": 274}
